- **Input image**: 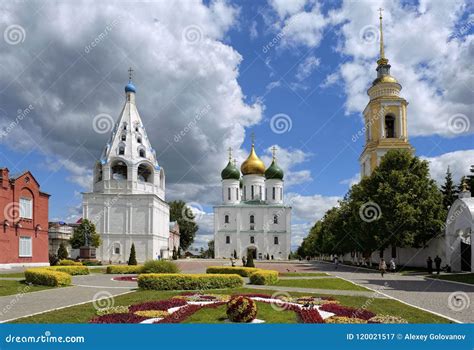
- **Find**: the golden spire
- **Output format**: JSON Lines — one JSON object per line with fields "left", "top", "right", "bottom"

{"left": 377, "top": 8, "right": 388, "bottom": 66}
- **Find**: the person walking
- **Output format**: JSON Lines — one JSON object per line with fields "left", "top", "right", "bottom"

{"left": 434, "top": 255, "right": 442, "bottom": 275}
{"left": 426, "top": 256, "right": 433, "bottom": 274}
{"left": 379, "top": 258, "right": 387, "bottom": 277}
{"left": 389, "top": 258, "right": 396, "bottom": 272}
{"left": 334, "top": 256, "right": 339, "bottom": 270}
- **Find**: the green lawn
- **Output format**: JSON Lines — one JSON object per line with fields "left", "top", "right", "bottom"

{"left": 183, "top": 301, "right": 298, "bottom": 324}
{"left": 0, "top": 272, "right": 25, "bottom": 278}
{"left": 279, "top": 272, "right": 329, "bottom": 277}
{"left": 9, "top": 287, "right": 450, "bottom": 324}
{"left": 0, "top": 280, "right": 53, "bottom": 296}
{"left": 272, "top": 277, "right": 369, "bottom": 291}
{"left": 427, "top": 273, "right": 474, "bottom": 285}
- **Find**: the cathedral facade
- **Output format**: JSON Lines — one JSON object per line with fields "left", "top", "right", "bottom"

{"left": 214, "top": 144, "right": 291, "bottom": 260}
{"left": 82, "top": 76, "right": 170, "bottom": 263}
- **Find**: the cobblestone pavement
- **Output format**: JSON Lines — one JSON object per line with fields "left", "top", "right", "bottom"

{"left": 310, "top": 261, "right": 474, "bottom": 323}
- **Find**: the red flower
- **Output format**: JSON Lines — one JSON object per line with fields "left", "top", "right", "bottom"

{"left": 89, "top": 313, "right": 147, "bottom": 324}
{"left": 320, "top": 303, "right": 375, "bottom": 320}
{"left": 129, "top": 298, "right": 187, "bottom": 312}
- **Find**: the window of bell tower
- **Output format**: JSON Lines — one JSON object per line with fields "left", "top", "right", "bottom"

{"left": 385, "top": 115, "right": 396, "bottom": 138}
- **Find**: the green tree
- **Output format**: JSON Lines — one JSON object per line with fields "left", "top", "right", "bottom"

{"left": 128, "top": 243, "right": 137, "bottom": 265}
{"left": 172, "top": 247, "right": 178, "bottom": 260}
{"left": 441, "top": 167, "right": 457, "bottom": 209}
{"left": 57, "top": 242, "right": 68, "bottom": 260}
{"left": 169, "top": 200, "right": 199, "bottom": 250}
{"left": 69, "top": 219, "right": 101, "bottom": 249}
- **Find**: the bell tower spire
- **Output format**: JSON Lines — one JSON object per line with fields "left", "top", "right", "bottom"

{"left": 377, "top": 8, "right": 387, "bottom": 65}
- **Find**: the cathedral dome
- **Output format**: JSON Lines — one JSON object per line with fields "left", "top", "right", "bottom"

{"left": 221, "top": 161, "right": 240, "bottom": 180}
{"left": 265, "top": 160, "right": 284, "bottom": 180}
{"left": 241, "top": 145, "right": 265, "bottom": 176}
{"left": 125, "top": 82, "right": 136, "bottom": 93}
{"left": 372, "top": 74, "right": 398, "bottom": 86}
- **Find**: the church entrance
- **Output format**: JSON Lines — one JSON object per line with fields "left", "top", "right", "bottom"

{"left": 247, "top": 247, "right": 257, "bottom": 259}
{"left": 460, "top": 241, "right": 471, "bottom": 271}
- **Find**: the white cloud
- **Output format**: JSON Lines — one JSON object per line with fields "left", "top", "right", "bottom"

{"left": 340, "top": 172, "right": 360, "bottom": 187}
{"left": 295, "top": 55, "right": 320, "bottom": 81}
{"left": 285, "top": 192, "right": 341, "bottom": 222}
{"left": 421, "top": 149, "right": 474, "bottom": 185}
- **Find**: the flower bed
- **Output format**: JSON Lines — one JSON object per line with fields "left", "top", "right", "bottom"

{"left": 368, "top": 315, "right": 408, "bottom": 324}
{"left": 25, "top": 268, "right": 71, "bottom": 286}
{"left": 129, "top": 298, "right": 187, "bottom": 312}
{"left": 112, "top": 276, "right": 137, "bottom": 282}
{"left": 90, "top": 313, "right": 147, "bottom": 324}
{"left": 326, "top": 316, "right": 367, "bottom": 324}
{"left": 319, "top": 303, "right": 376, "bottom": 320}
{"left": 226, "top": 296, "right": 257, "bottom": 323}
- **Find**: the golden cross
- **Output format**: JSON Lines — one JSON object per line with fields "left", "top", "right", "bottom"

{"left": 228, "top": 147, "right": 232, "bottom": 161}
{"left": 128, "top": 67, "right": 134, "bottom": 81}
{"left": 271, "top": 145, "right": 277, "bottom": 160}
{"left": 378, "top": 7, "right": 385, "bottom": 59}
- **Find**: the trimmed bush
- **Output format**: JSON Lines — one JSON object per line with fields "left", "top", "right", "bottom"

{"left": 137, "top": 273, "right": 243, "bottom": 290}
{"left": 142, "top": 260, "right": 179, "bottom": 274}
{"left": 47, "top": 266, "right": 90, "bottom": 275}
{"left": 128, "top": 243, "right": 137, "bottom": 266}
{"left": 106, "top": 265, "right": 144, "bottom": 274}
{"left": 25, "top": 268, "right": 71, "bottom": 286}
{"left": 226, "top": 296, "right": 257, "bottom": 323}
{"left": 206, "top": 266, "right": 259, "bottom": 277}
{"left": 58, "top": 259, "right": 83, "bottom": 266}
{"left": 249, "top": 270, "right": 279, "bottom": 285}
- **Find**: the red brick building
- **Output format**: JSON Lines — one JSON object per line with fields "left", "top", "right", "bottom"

{"left": 0, "top": 168, "right": 50, "bottom": 268}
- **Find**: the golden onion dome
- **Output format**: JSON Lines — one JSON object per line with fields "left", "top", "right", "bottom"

{"left": 241, "top": 144, "right": 265, "bottom": 176}
{"left": 372, "top": 74, "right": 398, "bottom": 86}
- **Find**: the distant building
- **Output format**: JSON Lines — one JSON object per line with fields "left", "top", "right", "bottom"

{"left": 48, "top": 221, "right": 80, "bottom": 258}
{"left": 0, "top": 168, "right": 50, "bottom": 268}
{"left": 168, "top": 221, "right": 180, "bottom": 253}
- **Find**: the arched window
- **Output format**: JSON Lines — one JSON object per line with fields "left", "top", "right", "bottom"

{"left": 273, "top": 215, "right": 278, "bottom": 224}
{"left": 224, "top": 215, "right": 229, "bottom": 224}
{"left": 137, "top": 136, "right": 142, "bottom": 144}
{"left": 251, "top": 185, "right": 254, "bottom": 199}
{"left": 250, "top": 215, "right": 255, "bottom": 224}
{"left": 111, "top": 161, "right": 127, "bottom": 180}
{"left": 121, "top": 134, "right": 126, "bottom": 141}
{"left": 272, "top": 187, "right": 276, "bottom": 200}
{"left": 139, "top": 149, "right": 146, "bottom": 158}
{"left": 227, "top": 188, "right": 231, "bottom": 200}
{"left": 138, "top": 164, "right": 153, "bottom": 183}
{"left": 123, "top": 123, "right": 127, "bottom": 130}
{"left": 118, "top": 145, "right": 125, "bottom": 155}
{"left": 236, "top": 188, "right": 239, "bottom": 200}
{"left": 385, "top": 115, "right": 396, "bottom": 138}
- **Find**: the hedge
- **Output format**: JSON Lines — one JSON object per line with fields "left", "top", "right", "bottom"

{"left": 57, "top": 259, "right": 83, "bottom": 266}
{"left": 206, "top": 266, "right": 259, "bottom": 277}
{"left": 25, "top": 268, "right": 71, "bottom": 286}
{"left": 106, "top": 265, "right": 145, "bottom": 274}
{"left": 47, "top": 266, "right": 90, "bottom": 275}
{"left": 138, "top": 273, "right": 244, "bottom": 290}
{"left": 249, "top": 270, "right": 279, "bottom": 285}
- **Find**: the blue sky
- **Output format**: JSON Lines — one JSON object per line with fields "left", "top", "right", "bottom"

{"left": 0, "top": 0, "right": 472, "bottom": 249}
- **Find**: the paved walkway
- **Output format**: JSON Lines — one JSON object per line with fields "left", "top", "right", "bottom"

{"left": 0, "top": 275, "right": 136, "bottom": 323}
{"left": 310, "top": 261, "right": 474, "bottom": 323}
{"left": 247, "top": 284, "right": 384, "bottom": 298}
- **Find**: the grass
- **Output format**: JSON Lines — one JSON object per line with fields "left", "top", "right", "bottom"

{"left": 9, "top": 287, "right": 451, "bottom": 324}
{"left": 271, "top": 278, "right": 370, "bottom": 291}
{"left": 0, "top": 280, "right": 53, "bottom": 296}
{"left": 279, "top": 272, "right": 329, "bottom": 277}
{"left": 427, "top": 273, "right": 474, "bottom": 285}
{"left": 0, "top": 272, "right": 25, "bottom": 278}
{"left": 183, "top": 301, "right": 298, "bottom": 324}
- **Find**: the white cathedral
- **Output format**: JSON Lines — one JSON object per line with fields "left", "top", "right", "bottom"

{"left": 214, "top": 143, "right": 292, "bottom": 260}
{"left": 82, "top": 74, "right": 171, "bottom": 263}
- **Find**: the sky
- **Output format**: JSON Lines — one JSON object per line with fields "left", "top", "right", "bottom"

{"left": 0, "top": 0, "right": 473, "bottom": 251}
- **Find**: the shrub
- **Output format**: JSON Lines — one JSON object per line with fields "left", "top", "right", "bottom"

{"left": 129, "top": 298, "right": 187, "bottom": 312}
{"left": 25, "top": 268, "right": 71, "bottom": 286}
{"left": 226, "top": 296, "right": 257, "bottom": 323}
{"left": 128, "top": 243, "right": 137, "bottom": 265}
{"left": 319, "top": 303, "right": 376, "bottom": 320}
{"left": 106, "top": 265, "right": 144, "bottom": 274}
{"left": 142, "top": 260, "right": 179, "bottom": 274}
{"left": 137, "top": 273, "right": 243, "bottom": 290}
{"left": 89, "top": 313, "right": 147, "bottom": 324}
{"left": 206, "top": 266, "right": 259, "bottom": 277}
{"left": 134, "top": 310, "right": 170, "bottom": 318}
{"left": 249, "top": 270, "right": 279, "bottom": 285}
{"left": 368, "top": 315, "right": 408, "bottom": 324}
{"left": 96, "top": 306, "right": 130, "bottom": 316}
{"left": 325, "top": 316, "right": 367, "bottom": 324}
{"left": 81, "top": 259, "right": 102, "bottom": 266}
{"left": 49, "top": 253, "right": 59, "bottom": 266}
{"left": 57, "top": 243, "right": 69, "bottom": 260}
{"left": 58, "top": 259, "right": 83, "bottom": 266}
{"left": 47, "top": 266, "right": 90, "bottom": 275}
{"left": 246, "top": 251, "right": 255, "bottom": 267}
